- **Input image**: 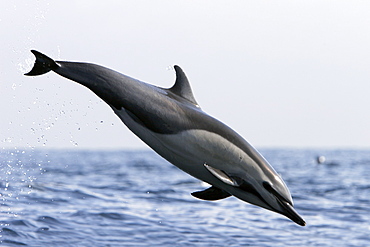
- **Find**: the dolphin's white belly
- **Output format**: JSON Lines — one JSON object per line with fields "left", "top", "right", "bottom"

{"left": 113, "top": 107, "right": 257, "bottom": 184}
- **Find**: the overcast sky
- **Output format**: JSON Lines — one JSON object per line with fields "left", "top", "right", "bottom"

{"left": 2, "top": 1, "right": 370, "bottom": 150}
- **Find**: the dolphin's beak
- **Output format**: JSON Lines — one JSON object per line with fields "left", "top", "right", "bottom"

{"left": 263, "top": 182, "right": 306, "bottom": 226}
{"left": 277, "top": 199, "right": 306, "bottom": 226}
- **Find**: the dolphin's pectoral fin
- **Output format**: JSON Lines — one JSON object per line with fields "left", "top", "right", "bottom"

{"left": 204, "top": 164, "right": 242, "bottom": 187}
{"left": 191, "top": 186, "right": 231, "bottom": 201}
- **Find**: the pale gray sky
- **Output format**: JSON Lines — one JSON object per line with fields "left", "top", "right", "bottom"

{"left": 2, "top": 1, "right": 370, "bottom": 149}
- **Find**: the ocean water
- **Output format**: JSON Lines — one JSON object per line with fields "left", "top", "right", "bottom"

{"left": 0, "top": 148, "right": 369, "bottom": 246}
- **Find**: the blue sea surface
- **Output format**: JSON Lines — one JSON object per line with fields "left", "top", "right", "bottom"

{"left": 1, "top": 148, "right": 369, "bottom": 246}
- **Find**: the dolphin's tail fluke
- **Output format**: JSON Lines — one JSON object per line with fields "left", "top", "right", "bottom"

{"left": 25, "top": 50, "right": 59, "bottom": 76}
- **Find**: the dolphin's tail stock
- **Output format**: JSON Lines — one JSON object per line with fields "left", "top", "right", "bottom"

{"left": 25, "top": 50, "right": 59, "bottom": 76}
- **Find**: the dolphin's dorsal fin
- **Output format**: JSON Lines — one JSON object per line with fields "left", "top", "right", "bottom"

{"left": 191, "top": 186, "right": 231, "bottom": 201}
{"left": 169, "top": 65, "right": 198, "bottom": 106}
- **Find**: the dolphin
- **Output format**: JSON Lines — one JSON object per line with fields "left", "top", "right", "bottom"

{"left": 25, "top": 50, "right": 306, "bottom": 226}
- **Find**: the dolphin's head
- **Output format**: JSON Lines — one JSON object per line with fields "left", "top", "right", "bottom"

{"left": 193, "top": 134, "right": 306, "bottom": 226}
{"left": 231, "top": 161, "right": 306, "bottom": 226}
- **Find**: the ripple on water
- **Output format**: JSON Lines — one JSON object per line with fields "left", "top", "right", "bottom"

{"left": 1, "top": 149, "right": 370, "bottom": 246}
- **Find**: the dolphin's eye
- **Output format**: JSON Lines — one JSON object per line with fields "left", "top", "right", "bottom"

{"left": 263, "top": 181, "right": 280, "bottom": 198}
{"left": 263, "top": 181, "right": 273, "bottom": 191}
{"left": 263, "top": 181, "right": 289, "bottom": 204}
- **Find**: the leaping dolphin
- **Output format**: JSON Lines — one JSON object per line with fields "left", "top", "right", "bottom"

{"left": 25, "top": 50, "right": 305, "bottom": 226}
